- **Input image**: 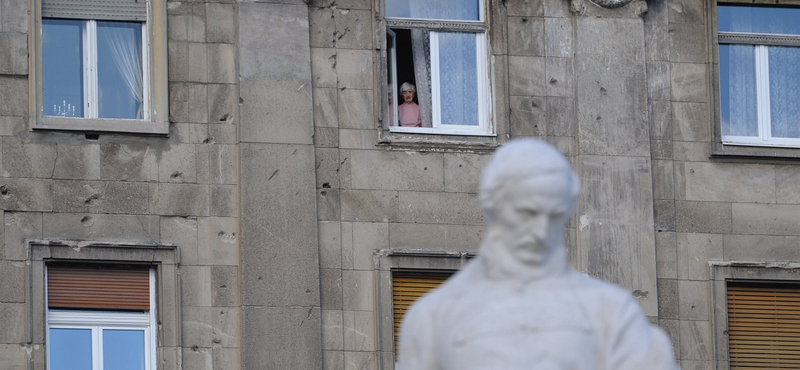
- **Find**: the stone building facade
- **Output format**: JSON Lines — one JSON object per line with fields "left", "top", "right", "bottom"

{"left": 1, "top": 0, "right": 798, "bottom": 369}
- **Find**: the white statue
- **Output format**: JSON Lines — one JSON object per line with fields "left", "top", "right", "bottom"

{"left": 397, "top": 139, "right": 679, "bottom": 370}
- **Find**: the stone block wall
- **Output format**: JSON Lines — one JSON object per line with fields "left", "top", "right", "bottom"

{"left": 0, "top": 0, "right": 241, "bottom": 368}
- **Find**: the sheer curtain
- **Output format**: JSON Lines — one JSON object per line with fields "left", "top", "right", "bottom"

{"left": 723, "top": 44, "right": 757, "bottom": 137}
{"left": 411, "top": 30, "right": 432, "bottom": 128}
{"left": 768, "top": 47, "right": 800, "bottom": 138}
{"left": 438, "top": 32, "right": 478, "bottom": 126}
{"left": 102, "top": 22, "right": 144, "bottom": 119}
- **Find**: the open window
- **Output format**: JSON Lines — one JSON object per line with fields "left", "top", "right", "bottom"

{"left": 385, "top": 0, "right": 492, "bottom": 136}
{"left": 717, "top": 2, "right": 800, "bottom": 148}
{"left": 31, "top": 0, "right": 169, "bottom": 134}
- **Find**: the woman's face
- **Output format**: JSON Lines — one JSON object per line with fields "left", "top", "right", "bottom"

{"left": 402, "top": 89, "right": 415, "bottom": 103}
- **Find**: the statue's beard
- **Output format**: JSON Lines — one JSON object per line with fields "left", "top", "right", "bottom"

{"left": 480, "top": 228, "right": 568, "bottom": 282}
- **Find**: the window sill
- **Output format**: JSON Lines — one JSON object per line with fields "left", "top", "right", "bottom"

{"left": 35, "top": 116, "right": 169, "bottom": 135}
{"left": 379, "top": 128, "right": 500, "bottom": 152}
{"left": 712, "top": 141, "right": 800, "bottom": 162}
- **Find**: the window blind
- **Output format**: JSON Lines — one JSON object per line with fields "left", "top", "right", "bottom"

{"left": 392, "top": 271, "right": 453, "bottom": 353}
{"left": 48, "top": 265, "right": 150, "bottom": 311}
{"left": 728, "top": 282, "right": 800, "bottom": 369}
{"left": 42, "top": 0, "right": 147, "bottom": 21}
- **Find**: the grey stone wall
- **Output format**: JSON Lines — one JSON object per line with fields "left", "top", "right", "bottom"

{"left": 3, "top": 0, "right": 800, "bottom": 368}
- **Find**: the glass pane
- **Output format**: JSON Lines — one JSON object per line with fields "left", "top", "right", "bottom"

{"left": 437, "top": 32, "right": 478, "bottom": 126}
{"left": 719, "top": 44, "right": 758, "bottom": 137}
{"left": 97, "top": 21, "right": 144, "bottom": 119}
{"left": 49, "top": 328, "right": 92, "bottom": 370}
{"left": 42, "top": 19, "right": 84, "bottom": 117}
{"left": 386, "top": 0, "right": 479, "bottom": 21}
{"left": 718, "top": 5, "right": 800, "bottom": 35}
{"left": 103, "top": 329, "right": 145, "bottom": 370}
{"left": 768, "top": 46, "right": 800, "bottom": 139}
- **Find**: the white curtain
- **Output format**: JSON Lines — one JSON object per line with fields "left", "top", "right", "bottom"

{"left": 411, "top": 30, "right": 432, "bottom": 128}
{"left": 438, "top": 32, "right": 478, "bottom": 126}
{"left": 103, "top": 23, "right": 144, "bottom": 119}
{"left": 768, "top": 46, "right": 800, "bottom": 138}
{"left": 724, "top": 45, "right": 757, "bottom": 137}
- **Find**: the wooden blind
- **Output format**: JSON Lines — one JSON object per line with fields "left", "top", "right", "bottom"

{"left": 392, "top": 271, "right": 453, "bottom": 353}
{"left": 728, "top": 283, "right": 800, "bottom": 369}
{"left": 42, "top": 0, "right": 147, "bottom": 21}
{"left": 48, "top": 265, "right": 150, "bottom": 311}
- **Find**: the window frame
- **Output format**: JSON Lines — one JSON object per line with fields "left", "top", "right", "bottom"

{"left": 710, "top": 262, "right": 800, "bottom": 368}
{"left": 382, "top": 0, "right": 495, "bottom": 137}
{"left": 28, "top": 0, "right": 169, "bottom": 135}
{"left": 26, "top": 242, "right": 179, "bottom": 370}
{"left": 713, "top": 0, "right": 800, "bottom": 152}
{"left": 375, "top": 249, "right": 473, "bottom": 368}
{"left": 45, "top": 268, "right": 157, "bottom": 370}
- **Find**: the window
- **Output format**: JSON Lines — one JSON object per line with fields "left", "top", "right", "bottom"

{"left": 385, "top": 0, "right": 492, "bottom": 136}
{"left": 392, "top": 270, "right": 454, "bottom": 353}
{"left": 717, "top": 2, "right": 800, "bottom": 148}
{"left": 31, "top": 0, "right": 169, "bottom": 134}
{"left": 46, "top": 264, "right": 156, "bottom": 370}
{"left": 726, "top": 281, "right": 800, "bottom": 369}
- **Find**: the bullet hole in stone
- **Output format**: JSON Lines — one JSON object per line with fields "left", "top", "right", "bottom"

{"left": 258, "top": 276, "right": 263, "bottom": 280}
{"left": 0, "top": 185, "right": 8, "bottom": 196}
{"left": 424, "top": 167, "right": 428, "bottom": 170}
{"left": 84, "top": 193, "right": 101, "bottom": 205}
{"left": 690, "top": 169, "right": 695, "bottom": 174}
{"left": 220, "top": 311, "right": 225, "bottom": 315}
{"left": 458, "top": 164, "right": 462, "bottom": 167}
{"left": 600, "top": 87, "right": 607, "bottom": 94}
{"left": 218, "top": 231, "right": 225, "bottom": 237}
{"left": 320, "top": 190, "right": 327, "bottom": 196}
{"left": 322, "top": 182, "right": 331, "bottom": 188}
{"left": 203, "top": 138, "right": 211, "bottom": 143}
{"left": 220, "top": 285, "right": 227, "bottom": 288}
{"left": 212, "top": 338, "right": 222, "bottom": 345}
{"left": 596, "top": 116, "right": 602, "bottom": 121}
{"left": 170, "top": 171, "right": 183, "bottom": 179}
{"left": 306, "top": 289, "right": 311, "bottom": 293}
{"left": 191, "top": 346, "right": 199, "bottom": 352}
{"left": 521, "top": 18, "right": 528, "bottom": 23}
{"left": 691, "top": 305, "right": 696, "bottom": 309}
{"left": 531, "top": 101, "right": 538, "bottom": 108}
{"left": 239, "top": 97, "right": 244, "bottom": 103}
{"left": 85, "top": 134, "right": 99, "bottom": 140}
{"left": 549, "top": 78, "right": 557, "bottom": 85}
{"left": 219, "top": 113, "right": 231, "bottom": 122}
{"left": 81, "top": 216, "right": 92, "bottom": 224}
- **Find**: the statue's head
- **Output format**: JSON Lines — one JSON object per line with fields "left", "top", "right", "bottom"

{"left": 479, "top": 139, "right": 580, "bottom": 268}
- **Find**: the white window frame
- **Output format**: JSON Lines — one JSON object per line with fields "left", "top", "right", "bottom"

{"left": 45, "top": 268, "right": 157, "bottom": 370}
{"left": 29, "top": 0, "right": 169, "bottom": 134}
{"left": 717, "top": 4, "right": 800, "bottom": 148}
{"left": 384, "top": 0, "right": 493, "bottom": 137}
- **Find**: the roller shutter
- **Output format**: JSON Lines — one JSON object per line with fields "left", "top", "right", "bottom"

{"left": 392, "top": 271, "right": 454, "bottom": 353}
{"left": 48, "top": 265, "right": 150, "bottom": 311}
{"left": 728, "top": 282, "right": 800, "bottom": 369}
{"left": 42, "top": 0, "right": 147, "bottom": 21}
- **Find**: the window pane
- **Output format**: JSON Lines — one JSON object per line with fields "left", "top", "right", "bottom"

{"left": 768, "top": 46, "right": 800, "bottom": 139}
{"left": 719, "top": 44, "right": 758, "bottom": 137}
{"left": 97, "top": 21, "right": 144, "bottom": 119}
{"left": 49, "top": 328, "right": 92, "bottom": 370}
{"left": 42, "top": 19, "right": 84, "bottom": 117}
{"left": 437, "top": 32, "right": 478, "bottom": 126}
{"left": 386, "top": 0, "right": 479, "bottom": 21}
{"left": 103, "top": 329, "right": 146, "bottom": 370}
{"left": 718, "top": 5, "right": 800, "bottom": 35}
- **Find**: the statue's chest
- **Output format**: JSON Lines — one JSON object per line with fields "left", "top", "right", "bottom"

{"left": 436, "top": 289, "right": 599, "bottom": 370}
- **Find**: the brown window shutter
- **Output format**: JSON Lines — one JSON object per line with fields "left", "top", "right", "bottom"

{"left": 392, "top": 271, "right": 454, "bottom": 353}
{"left": 728, "top": 282, "right": 800, "bottom": 369}
{"left": 48, "top": 265, "right": 150, "bottom": 311}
